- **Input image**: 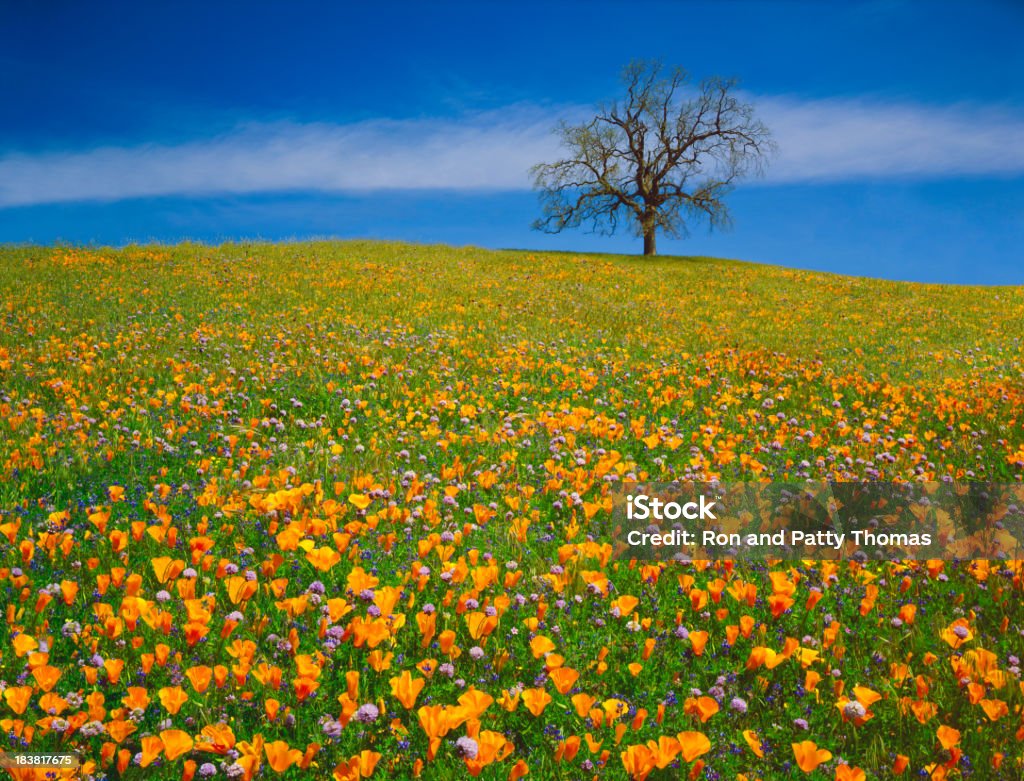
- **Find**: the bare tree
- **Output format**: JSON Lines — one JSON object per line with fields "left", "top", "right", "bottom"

{"left": 531, "top": 61, "right": 774, "bottom": 256}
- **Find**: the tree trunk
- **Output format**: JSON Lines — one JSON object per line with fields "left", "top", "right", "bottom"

{"left": 643, "top": 224, "right": 657, "bottom": 256}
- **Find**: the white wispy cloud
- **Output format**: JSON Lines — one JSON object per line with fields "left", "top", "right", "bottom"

{"left": 0, "top": 107, "right": 561, "bottom": 208}
{"left": 758, "top": 96, "right": 1024, "bottom": 182}
{"left": 1, "top": 97, "right": 1022, "bottom": 207}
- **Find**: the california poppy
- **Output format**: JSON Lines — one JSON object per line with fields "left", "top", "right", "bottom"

{"left": 264, "top": 740, "right": 303, "bottom": 773}
{"left": 522, "top": 687, "right": 552, "bottom": 716}
{"left": 160, "top": 729, "right": 195, "bottom": 761}
{"left": 389, "top": 671, "right": 425, "bottom": 710}
{"left": 676, "top": 732, "right": 711, "bottom": 763}
{"left": 792, "top": 741, "right": 832, "bottom": 773}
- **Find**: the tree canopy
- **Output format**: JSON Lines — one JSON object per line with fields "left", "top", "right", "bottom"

{"left": 531, "top": 61, "right": 774, "bottom": 255}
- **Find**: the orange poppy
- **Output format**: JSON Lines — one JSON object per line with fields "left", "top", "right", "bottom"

{"left": 331, "top": 749, "right": 379, "bottom": 781}
{"left": 458, "top": 688, "right": 494, "bottom": 719}
{"left": 417, "top": 612, "right": 437, "bottom": 646}
{"left": 940, "top": 619, "right": 973, "bottom": 649}
{"left": 522, "top": 687, "right": 552, "bottom": 716}
{"left": 465, "top": 731, "right": 513, "bottom": 776}
{"left": 186, "top": 665, "right": 214, "bottom": 693}
{"left": 158, "top": 685, "right": 189, "bottom": 715}
{"left": 106, "top": 720, "right": 138, "bottom": 743}
{"left": 529, "top": 635, "right": 555, "bottom": 658}
{"left": 792, "top": 741, "right": 832, "bottom": 773}
{"left": 620, "top": 744, "right": 656, "bottom": 781}
{"left": 151, "top": 556, "right": 186, "bottom": 584}
{"left": 936, "top": 725, "right": 960, "bottom": 750}
{"left": 3, "top": 686, "right": 32, "bottom": 715}
{"left": 644, "top": 736, "right": 679, "bottom": 769}
{"left": 549, "top": 667, "right": 579, "bottom": 695}
{"left": 264, "top": 740, "right": 303, "bottom": 773}
{"left": 122, "top": 686, "right": 150, "bottom": 711}
{"left": 139, "top": 735, "right": 163, "bottom": 768}
{"left": 743, "top": 730, "right": 764, "bottom": 758}
{"left": 688, "top": 631, "right": 708, "bottom": 656}
{"left": 555, "top": 736, "right": 581, "bottom": 763}
{"left": 31, "top": 665, "right": 61, "bottom": 692}
{"left": 893, "top": 754, "right": 910, "bottom": 775}
{"left": 980, "top": 699, "right": 1008, "bottom": 721}
{"left": 348, "top": 493, "right": 372, "bottom": 510}
{"left": 12, "top": 634, "right": 38, "bottom": 657}
{"left": 836, "top": 766, "right": 866, "bottom": 781}
{"left": 416, "top": 704, "right": 452, "bottom": 740}
{"left": 368, "top": 650, "right": 393, "bottom": 672}
{"left": 572, "top": 693, "right": 596, "bottom": 718}
{"left": 196, "top": 723, "right": 236, "bottom": 754}
{"left": 305, "top": 546, "right": 341, "bottom": 572}
{"left": 389, "top": 671, "right": 425, "bottom": 709}
{"left": 683, "top": 696, "right": 719, "bottom": 723}
{"left": 769, "top": 593, "right": 795, "bottom": 618}
{"left": 466, "top": 611, "right": 499, "bottom": 640}
{"left": 676, "top": 732, "right": 711, "bottom": 763}
{"left": 161, "top": 729, "right": 195, "bottom": 761}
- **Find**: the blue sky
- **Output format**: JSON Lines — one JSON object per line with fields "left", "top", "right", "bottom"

{"left": 1, "top": 0, "right": 1022, "bottom": 283}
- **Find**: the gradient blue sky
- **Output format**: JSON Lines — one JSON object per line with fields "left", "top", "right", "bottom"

{"left": 1, "top": 0, "right": 1022, "bottom": 283}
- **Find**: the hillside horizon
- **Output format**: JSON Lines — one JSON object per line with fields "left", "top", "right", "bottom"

{"left": 3, "top": 240, "right": 1022, "bottom": 389}
{"left": 3, "top": 237, "right": 1021, "bottom": 290}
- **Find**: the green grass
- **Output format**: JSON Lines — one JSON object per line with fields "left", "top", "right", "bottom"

{"left": 0, "top": 241, "right": 1022, "bottom": 781}
{"left": 2, "top": 240, "right": 1022, "bottom": 382}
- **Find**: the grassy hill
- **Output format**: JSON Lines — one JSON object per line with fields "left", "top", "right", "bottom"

{"left": 3, "top": 240, "right": 1022, "bottom": 381}
{"left": 1, "top": 241, "right": 1023, "bottom": 779}
{"left": 2, "top": 240, "right": 1022, "bottom": 499}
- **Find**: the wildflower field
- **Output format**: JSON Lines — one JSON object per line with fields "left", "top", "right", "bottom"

{"left": 1, "top": 241, "right": 1024, "bottom": 781}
